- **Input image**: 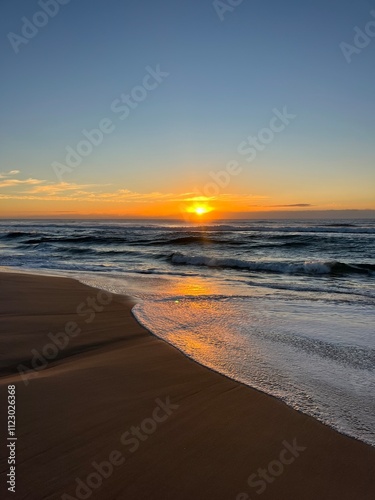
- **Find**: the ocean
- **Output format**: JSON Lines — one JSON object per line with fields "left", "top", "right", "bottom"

{"left": 1, "top": 218, "right": 374, "bottom": 446}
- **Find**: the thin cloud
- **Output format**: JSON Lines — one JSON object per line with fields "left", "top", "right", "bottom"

{"left": 0, "top": 178, "right": 44, "bottom": 188}
{"left": 0, "top": 174, "right": 275, "bottom": 208}
{"left": 269, "top": 203, "right": 313, "bottom": 208}
{"left": 0, "top": 169, "right": 20, "bottom": 179}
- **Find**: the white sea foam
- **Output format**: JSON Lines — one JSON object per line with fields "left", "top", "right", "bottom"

{"left": 133, "top": 295, "right": 375, "bottom": 446}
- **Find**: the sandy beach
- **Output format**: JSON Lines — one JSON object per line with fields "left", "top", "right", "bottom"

{"left": 0, "top": 271, "right": 374, "bottom": 500}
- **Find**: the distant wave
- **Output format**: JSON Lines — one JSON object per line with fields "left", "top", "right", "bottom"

{"left": 6, "top": 233, "right": 317, "bottom": 249}
{"left": 139, "top": 236, "right": 313, "bottom": 248}
{"left": 262, "top": 224, "right": 373, "bottom": 234}
{"left": 18, "top": 235, "right": 127, "bottom": 245}
{"left": 2, "top": 231, "right": 31, "bottom": 238}
{"left": 324, "top": 223, "right": 357, "bottom": 228}
{"left": 169, "top": 252, "right": 375, "bottom": 275}
{"left": 3, "top": 233, "right": 311, "bottom": 248}
{"left": 138, "top": 235, "right": 249, "bottom": 246}
{"left": 13, "top": 244, "right": 151, "bottom": 260}
{"left": 2, "top": 223, "right": 375, "bottom": 241}
{"left": 245, "top": 279, "right": 375, "bottom": 300}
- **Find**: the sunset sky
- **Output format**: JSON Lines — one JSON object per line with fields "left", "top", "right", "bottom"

{"left": 1, "top": 0, "right": 374, "bottom": 218}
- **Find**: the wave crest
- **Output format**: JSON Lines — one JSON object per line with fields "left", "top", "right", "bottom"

{"left": 169, "top": 252, "right": 375, "bottom": 275}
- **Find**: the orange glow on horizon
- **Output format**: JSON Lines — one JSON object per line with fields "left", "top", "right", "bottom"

{"left": 1, "top": 171, "right": 374, "bottom": 218}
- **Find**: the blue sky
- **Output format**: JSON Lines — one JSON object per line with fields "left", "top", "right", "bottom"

{"left": 0, "top": 0, "right": 374, "bottom": 216}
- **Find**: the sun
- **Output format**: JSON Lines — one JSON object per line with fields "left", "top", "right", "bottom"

{"left": 185, "top": 203, "right": 213, "bottom": 216}
{"left": 194, "top": 206, "right": 208, "bottom": 215}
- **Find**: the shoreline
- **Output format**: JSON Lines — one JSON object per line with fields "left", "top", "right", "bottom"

{"left": 0, "top": 270, "right": 374, "bottom": 499}
{"left": 132, "top": 302, "right": 375, "bottom": 449}
{"left": 3, "top": 265, "right": 373, "bottom": 447}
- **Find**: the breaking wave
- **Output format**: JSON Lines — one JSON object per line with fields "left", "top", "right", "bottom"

{"left": 169, "top": 252, "right": 375, "bottom": 275}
